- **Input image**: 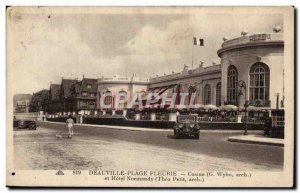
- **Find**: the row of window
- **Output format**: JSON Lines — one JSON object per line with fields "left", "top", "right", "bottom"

{"left": 102, "top": 87, "right": 222, "bottom": 107}
{"left": 227, "top": 62, "right": 270, "bottom": 106}
{"left": 100, "top": 62, "right": 270, "bottom": 108}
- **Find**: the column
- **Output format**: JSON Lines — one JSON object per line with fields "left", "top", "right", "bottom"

{"left": 169, "top": 113, "right": 177, "bottom": 122}
{"left": 135, "top": 113, "right": 140, "bottom": 120}
{"left": 123, "top": 109, "right": 127, "bottom": 117}
{"left": 150, "top": 113, "right": 156, "bottom": 121}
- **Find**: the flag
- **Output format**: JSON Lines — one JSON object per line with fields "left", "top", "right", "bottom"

{"left": 193, "top": 37, "right": 197, "bottom": 45}
{"left": 199, "top": 38, "right": 204, "bottom": 46}
{"left": 193, "top": 37, "right": 204, "bottom": 46}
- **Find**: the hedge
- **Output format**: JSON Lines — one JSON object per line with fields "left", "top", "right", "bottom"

{"left": 46, "top": 116, "right": 264, "bottom": 130}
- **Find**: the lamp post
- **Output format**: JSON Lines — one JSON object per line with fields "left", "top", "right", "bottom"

{"left": 238, "top": 80, "right": 249, "bottom": 135}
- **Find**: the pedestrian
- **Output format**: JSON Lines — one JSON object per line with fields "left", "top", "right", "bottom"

{"left": 66, "top": 115, "right": 74, "bottom": 138}
{"left": 263, "top": 115, "right": 272, "bottom": 136}
{"left": 221, "top": 111, "right": 225, "bottom": 121}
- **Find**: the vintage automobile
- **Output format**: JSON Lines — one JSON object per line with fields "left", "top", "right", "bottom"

{"left": 17, "top": 119, "right": 38, "bottom": 130}
{"left": 173, "top": 114, "right": 200, "bottom": 139}
{"left": 13, "top": 116, "right": 18, "bottom": 127}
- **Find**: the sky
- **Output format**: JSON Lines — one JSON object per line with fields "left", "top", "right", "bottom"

{"left": 7, "top": 7, "right": 283, "bottom": 94}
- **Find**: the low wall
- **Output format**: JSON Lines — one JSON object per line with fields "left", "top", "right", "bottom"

{"left": 46, "top": 116, "right": 264, "bottom": 130}
{"left": 14, "top": 112, "right": 44, "bottom": 121}
{"left": 198, "top": 122, "right": 264, "bottom": 130}
{"left": 85, "top": 117, "right": 174, "bottom": 129}
{"left": 46, "top": 116, "right": 76, "bottom": 123}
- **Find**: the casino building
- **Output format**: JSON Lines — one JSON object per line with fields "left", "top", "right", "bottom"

{"left": 96, "top": 27, "right": 284, "bottom": 112}
{"left": 96, "top": 64, "right": 222, "bottom": 112}
{"left": 41, "top": 27, "right": 284, "bottom": 116}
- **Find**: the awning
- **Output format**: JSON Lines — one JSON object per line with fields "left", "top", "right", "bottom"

{"left": 204, "top": 104, "right": 218, "bottom": 111}
{"left": 141, "top": 85, "right": 176, "bottom": 100}
{"left": 218, "top": 105, "right": 238, "bottom": 112}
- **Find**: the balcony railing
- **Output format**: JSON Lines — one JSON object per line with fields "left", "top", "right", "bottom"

{"left": 98, "top": 76, "right": 149, "bottom": 83}
{"left": 221, "top": 33, "right": 283, "bottom": 48}
{"left": 248, "top": 100, "right": 271, "bottom": 107}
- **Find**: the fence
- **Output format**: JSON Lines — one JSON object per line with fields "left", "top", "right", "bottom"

{"left": 46, "top": 116, "right": 264, "bottom": 130}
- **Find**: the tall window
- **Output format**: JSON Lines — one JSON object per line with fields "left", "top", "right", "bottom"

{"left": 216, "top": 82, "right": 221, "bottom": 107}
{"left": 104, "top": 91, "right": 113, "bottom": 108}
{"left": 203, "top": 84, "right": 211, "bottom": 105}
{"left": 118, "top": 91, "right": 127, "bottom": 109}
{"left": 250, "top": 62, "right": 270, "bottom": 106}
{"left": 227, "top": 65, "right": 238, "bottom": 104}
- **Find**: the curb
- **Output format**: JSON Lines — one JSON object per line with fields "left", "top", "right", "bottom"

{"left": 228, "top": 137, "right": 284, "bottom": 147}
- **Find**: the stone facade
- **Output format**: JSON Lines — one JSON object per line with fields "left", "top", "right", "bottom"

{"left": 149, "top": 64, "right": 221, "bottom": 106}
{"left": 96, "top": 64, "right": 222, "bottom": 109}
{"left": 96, "top": 31, "right": 285, "bottom": 110}
{"left": 97, "top": 75, "right": 149, "bottom": 110}
{"left": 217, "top": 32, "right": 284, "bottom": 109}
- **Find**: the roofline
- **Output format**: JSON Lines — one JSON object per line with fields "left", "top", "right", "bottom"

{"left": 149, "top": 69, "right": 221, "bottom": 85}
{"left": 217, "top": 40, "right": 284, "bottom": 57}
{"left": 97, "top": 81, "right": 150, "bottom": 85}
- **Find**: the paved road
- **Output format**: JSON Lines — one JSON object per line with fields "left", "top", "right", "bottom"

{"left": 13, "top": 122, "right": 283, "bottom": 171}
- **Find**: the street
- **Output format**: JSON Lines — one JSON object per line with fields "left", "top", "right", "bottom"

{"left": 13, "top": 122, "right": 283, "bottom": 171}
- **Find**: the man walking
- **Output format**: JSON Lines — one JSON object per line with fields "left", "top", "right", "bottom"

{"left": 66, "top": 115, "right": 74, "bottom": 138}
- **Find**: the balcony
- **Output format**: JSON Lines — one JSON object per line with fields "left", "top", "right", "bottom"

{"left": 218, "top": 33, "right": 284, "bottom": 56}
{"left": 222, "top": 33, "right": 283, "bottom": 48}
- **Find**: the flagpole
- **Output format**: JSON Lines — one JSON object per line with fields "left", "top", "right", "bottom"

{"left": 192, "top": 37, "right": 194, "bottom": 69}
{"left": 192, "top": 48, "right": 194, "bottom": 69}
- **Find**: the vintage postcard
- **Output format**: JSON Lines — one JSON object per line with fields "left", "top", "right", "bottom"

{"left": 6, "top": 6, "right": 294, "bottom": 187}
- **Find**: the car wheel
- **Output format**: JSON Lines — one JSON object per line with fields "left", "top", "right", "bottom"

{"left": 174, "top": 131, "right": 179, "bottom": 139}
{"left": 194, "top": 133, "right": 200, "bottom": 140}
{"left": 28, "top": 124, "right": 36, "bottom": 130}
{"left": 17, "top": 121, "right": 24, "bottom": 129}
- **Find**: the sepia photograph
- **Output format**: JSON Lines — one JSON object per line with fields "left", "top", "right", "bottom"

{"left": 6, "top": 6, "right": 294, "bottom": 187}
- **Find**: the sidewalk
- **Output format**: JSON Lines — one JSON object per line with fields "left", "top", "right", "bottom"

{"left": 228, "top": 134, "right": 284, "bottom": 147}
{"left": 42, "top": 121, "right": 261, "bottom": 133}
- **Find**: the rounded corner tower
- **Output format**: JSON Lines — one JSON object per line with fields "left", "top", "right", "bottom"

{"left": 217, "top": 31, "right": 284, "bottom": 109}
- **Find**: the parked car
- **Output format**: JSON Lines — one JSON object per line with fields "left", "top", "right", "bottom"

{"left": 13, "top": 116, "right": 18, "bottom": 127}
{"left": 17, "top": 119, "right": 37, "bottom": 130}
{"left": 173, "top": 114, "right": 200, "bottom": 139}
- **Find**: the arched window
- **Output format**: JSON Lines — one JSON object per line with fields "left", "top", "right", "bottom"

{"left": 227, "top": 65, "right": 238, "bottom": 104}
{"left": 203, "top": 84, "right": 211, "bottom": 105}
{"left": 216, "top": 82, "right": 221, "bottom": 107}
{"left": 250, "top": 62, "right": 270, "bottom": 106}
{"left": 103, "top": 91, "right": 113, "bottom": 108}
{"left": 118, "top": 91, "right": 127, "bottom": 109}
